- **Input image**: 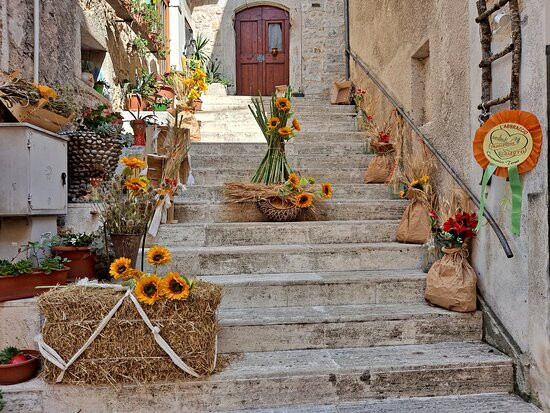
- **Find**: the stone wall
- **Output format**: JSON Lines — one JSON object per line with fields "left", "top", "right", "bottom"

{"left": 349, "top": 0, "right": 549, "bottom": 409}
{"left": 188, "top": 0, "right": 346, "bottom": 96}
{"left": 0, "top": 0, "right": 159, "bottom": 110}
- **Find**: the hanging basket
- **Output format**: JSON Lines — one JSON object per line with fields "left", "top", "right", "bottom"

{"left": 256, "top": 197, "right": 303, "bottom": 222}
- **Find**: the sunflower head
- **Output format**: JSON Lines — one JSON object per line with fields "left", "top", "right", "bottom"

{"left": 109, "top": 257, "right": 132, "bottom": 279}
{"left": 135, "top": 275, "right": 162, "bottom": 305}
{"left": 288, "top": 173, "right": 300, "bottom": 189}
{"left": 125, "top": 268, "right": 144, "bottom": 280}
{"left": 267, "top": 117, "right": 281, "bottom": 130}
{"left": 399, "top": 191, "right": 406, "bottom": 199}
{"left": 292, "top": 118, "right": 301, "bottom": 132}
{"left": 321, "top": 182, "right": 333, "bottom": 199}
{"left": 278, "top": 127, "right": 293, "bottom": 137}
{"left": 121, "top": 156, "right": 145, "bottom": 169}
{"left": 146, "top": 246, "right": 172, "bottom": 266}
{"left": 295, "top": 192, "right": 313, "bottom": 209}
{"left": 161, "top": 272, "right": 191, "bottom": 300}
{"left": 410, "top": 179, "right": 423, "bottom": 190}
{"left": 275, "top": 97, "right": 291, "bottom": 111}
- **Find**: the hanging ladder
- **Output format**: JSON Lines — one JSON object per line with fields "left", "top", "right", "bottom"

{"left": 475, "top": 0, "right": 522, "bottom": 120}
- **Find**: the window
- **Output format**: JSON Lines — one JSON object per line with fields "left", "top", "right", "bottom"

{"left": 268, "top": 23, "right": 283, "bottom": 51}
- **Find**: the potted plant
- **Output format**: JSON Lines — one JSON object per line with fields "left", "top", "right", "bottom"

{"left": 93, "top": 80, "right": 108, "bottom": 95}
{"left": 0, "top": 346, "right": 40, "bottom": 385}
{"left": 128, "top": 106, "right": 157, "bottom": 146}
{"left": 0, "top": 240, "right": 69, "bottom": 302}
{"left": 153, "top": 96, "right": 172, "bottom": 112}
{"left": 123, "top": 71, "right": 158, "bottom": 111}
{"left": 48, "top": 231, "right": 97, "bottom": 282}
{"left": 96, "top": 157, "right": 156, "bottom": 267}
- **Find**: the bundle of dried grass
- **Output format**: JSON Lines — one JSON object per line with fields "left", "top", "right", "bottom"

{"left": 159, "top": 116, "right": 192, "bottom": 184}
{"left": 224, "top": 182, "right": 283, "bottom": 203}
{"left": 38, "top": 281, "right": 222, "bottom": 385}
{"left": 438, "top": 184, "right": 473, "bottom": 222}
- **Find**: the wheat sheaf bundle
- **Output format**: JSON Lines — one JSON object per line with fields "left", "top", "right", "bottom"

{"left": 224, "top": 182, "right": 285, "bottom": 203}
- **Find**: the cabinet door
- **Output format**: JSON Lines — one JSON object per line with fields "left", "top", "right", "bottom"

{"left": 28, "top": 131, "right": 67, "bottom": 214}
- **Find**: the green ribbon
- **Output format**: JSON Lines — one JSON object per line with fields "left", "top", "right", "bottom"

{"left": 508, "top": 165, "right": 522, "bottom": 236}
{"left": 476, "top": 163, "right": 497, "bottom": 233}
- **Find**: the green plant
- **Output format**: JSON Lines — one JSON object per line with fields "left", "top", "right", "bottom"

{"left": 191, "top": 34, "right": 210, "bottom": 68}
{"left": 205, "top": 60, "right": 233, "bottom": 86}
{"left": 14, "top": 237, "right": 70, "bottom": 273}
{"left": 0, "top": 259, "right": 33, "bottom": 276}
{"left": 123, "top": 71, "right": 159, "bottom": 112}
{"left": 0, "top": 346, "right": 20, "bottom": 364}
{"left": 131, "top": 35, "right": 150, "bottom": 58}
{"left": 76, "top": 105, "right": 123, "bottom": 136}
{"left": 39, "top": 256, "right": 68, "bottom": 275}
{"left": 47, "top": 231, "right": 94, "bottom": 248}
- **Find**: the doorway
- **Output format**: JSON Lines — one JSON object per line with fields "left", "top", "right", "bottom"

{"left": 235, "top": 6, "right": 290, "bottom": 96}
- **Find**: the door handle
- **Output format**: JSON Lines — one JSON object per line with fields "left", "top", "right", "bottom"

{"left": 256, "top": 54, "right": 265, "bottom": 62}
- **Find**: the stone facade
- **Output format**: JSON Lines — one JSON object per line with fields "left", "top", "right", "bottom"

{"left": 0, "top": 0, "right": 160, "bottom": 110}
{"left": 349, "top": 0, "right": 549, "bottom": 410}
{"left": 188, "top": 0, "right": 346, "bottom": 96}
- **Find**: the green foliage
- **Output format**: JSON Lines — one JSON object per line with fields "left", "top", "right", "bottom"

{"left": 0, "top": 259, "right": 33, "bottom": 276}
{"left": 47, "top": 231, "right": 94, "bottom": 248}
{"left": 76, "top": 105, "right": 123, "bottom": 136}
{"left": 192, "top": 34, "right": 210, "bottom": 67}
{"left": 0, "top": 389, "right": 5, "bottom": 411}
{"left": 39, "top": 256, "right": 68, "bottom": 275}
{"left": 205, "top": 60, "right": 233, "bottom": 87}
{"left": 0, "top": 346, "right": 20, "bottom": 364}
{"left": 131, "top": 36, "right": 150, "bottom": 58}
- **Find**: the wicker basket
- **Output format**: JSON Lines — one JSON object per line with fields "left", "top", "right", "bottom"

{"left": 256, "top": 197, "right": 303, "bottom": 222}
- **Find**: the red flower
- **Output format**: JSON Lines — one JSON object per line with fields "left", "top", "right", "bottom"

{"left": 429, "top": 210, "right": 438, "bottom": 220}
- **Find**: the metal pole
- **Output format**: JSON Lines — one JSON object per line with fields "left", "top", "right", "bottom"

{"left": 348, "top": 49, "right": 514, "bottom": 258}
{"left": 33, "top": 0, "right": 39, "bottom": 83}
{"left": 344, "top": 0, "right": 350, "bottom": 80}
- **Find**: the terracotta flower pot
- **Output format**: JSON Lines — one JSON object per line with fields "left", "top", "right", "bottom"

{"left": 0, "top": 350, "right": 41, "bottom": 385}
{"left": 131, "top": 119, "right": 147, "bottom": 146}
{"left": 158, "top": 85, "right": 175, "bottom": 101}
{"left": 110, "top": 233, "right": 143, "bottom": 268}
{"left": 0, "top": 268, "right": 69, "bottom": 302}
{"left": 126, "top": 96, "right": 147, "bottom": 111}
{"left": 52, "top": 246, "right": 97, "bottom": 282}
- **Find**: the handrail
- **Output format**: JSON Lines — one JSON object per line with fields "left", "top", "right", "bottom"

{"left": 347, "top": 48, "right": 514, "bottom": 258}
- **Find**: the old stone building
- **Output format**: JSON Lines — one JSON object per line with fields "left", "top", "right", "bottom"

{"left": 188, "top": 0, "right": 346, "bottom": 96}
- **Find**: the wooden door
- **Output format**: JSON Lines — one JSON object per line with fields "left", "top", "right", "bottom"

{"left": 235, "top": 6, "right": 290, "bottom": 96}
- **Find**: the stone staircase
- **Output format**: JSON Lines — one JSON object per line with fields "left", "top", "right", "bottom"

{"left": 0, "top": 96, "right": 542, "bottom": 412}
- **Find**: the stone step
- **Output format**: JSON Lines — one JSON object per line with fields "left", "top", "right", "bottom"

{"left": 218, "top": 303, "right": 482, "bottom": 353}
{"left": 195, "top": 112, "right": 356, "bottom": 123}
{"left": 189, "top": 139, "right": 367, "bottom": 156}
{"left": 198, "top": 122, "right": 358, "bottom": 135}
{"left": 202, "top": 270, "right": 427, "bottom": 309}
{"left": 0, "top": 342, "right": 513, "bottom": 412}
{"left": 189, "top": 153, "right": 371, "bottom": 170}
{"left": 174, "top": 200, "right": 407, "bottom": 223}
{"left": 225, "top": 393, "right": 543, "bottom": 413}
{"left": 154, "top": 242, "right": 423, "bottom": 276}
{"left": 177, "top": 184, "right": 395, "bottom": 204}
{"left": 149, "top": 219, "right": 399, "bottom": 248}
{"left": 191, "top": 168, "right": 365, "bottom": 185}
{"left": 197, "top": 131, "right": 366, "bottom": 145}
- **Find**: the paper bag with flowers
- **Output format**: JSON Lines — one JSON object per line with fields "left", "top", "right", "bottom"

{"left": 395, "top": 175, "right": 434, "bottom": 244}
{"left": 363, "top": 110, "right": 397, "bottom": 184}
{"left": 37, "top": 246, "right": 223, "bottom": 385}
{"left": 424, "top": 212, "right": 478, "bottom": 313}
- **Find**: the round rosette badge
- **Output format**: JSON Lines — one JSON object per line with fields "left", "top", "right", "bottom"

{"left": 473, "top": 110, "right": 542, "bottom": 235}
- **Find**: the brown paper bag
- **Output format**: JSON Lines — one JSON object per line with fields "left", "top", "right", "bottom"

{"left": 425, "top": 246, "right": 477, "bottom": 312}
{"left": 364, "top": 153, "right": 394, "bottom": 183}
{"left": 396, "top": 200, "right": 431, "bottom": 244}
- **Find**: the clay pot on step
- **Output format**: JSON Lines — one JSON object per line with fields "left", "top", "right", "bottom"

{"left": 126, "top": 96, "right": 147, "bottom": 111}
{"left": 131, "top": 119, "right": 147, "bottom": 146}
{"left": 0, "top": 268, "right": 69, "bottom": 302}
{"left": 52, "top": 246, "right": 97, "bottom": 282}
{"left": 0, "top": 350, "right": 41, "bottom": 385}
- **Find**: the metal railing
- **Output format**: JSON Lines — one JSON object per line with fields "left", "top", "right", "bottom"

{"left": 346, "top": 49, "right": 514, "bottom": 258}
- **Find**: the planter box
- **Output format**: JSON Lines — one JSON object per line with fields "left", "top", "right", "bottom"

{"left": 0, "top": 269, "right": 69, "bottom": 302}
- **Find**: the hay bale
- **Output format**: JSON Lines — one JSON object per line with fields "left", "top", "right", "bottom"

{"left": 37, "top": 281, "right": 222, "bottom": 385}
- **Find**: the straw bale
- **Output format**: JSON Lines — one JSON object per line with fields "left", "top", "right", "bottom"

{"left": 38, "top": 281, "right": 223, "bottom": 385}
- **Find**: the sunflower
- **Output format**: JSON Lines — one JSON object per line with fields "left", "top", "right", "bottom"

{"left": 198, "top": 81, "right": 208, "bottom": 92}
{"left": 399, "top": 191, "right": 406, "bottom": 199}
{"left": 267, "top": 117, "right": 281, "bottom": 130}
{"left": 295, "top": 192, "right": 313, "bottom": 209}
{"left": 189, "top": 89, "right": 201, "bottom": 100}
{"left": 288, "top": 173, "right": 300, "bottom": 189}
{"left": 32, "top": 83, "right": 57, "bottom": 100}
{"left": 124, "top": 177, "right": 148, "bottom": 194}
{"left": 292, "top": 118, "right": 301, "bottom": 131}
{"left": 194, "top": 68, "right": 207, "bottom": 78}
{"left": 161, "top": 272, "right": 190, "bottom": 300}
{"left": 410, "top": 179, "right": 423, "bottom": 190}
{"left": 183, "top": 78, "right": 195, "bottom": 86}
{"left": 109, "top": 257, "right": 132, "bottom": 279}
{"left": 321, "top": 182, "right": 333, "bottom": 199}
{"left": 135, "top": 275, "right": 162, "bottom": 305}
{"left": 278, "top": 127, "right": 292, "bottom": 137}
{"left": 146, "top": 246, "right": 172, "bottom": 266}
{"left": 275, "top": 97, "right": 291, "bottom": 111}
{"left": 121, "top": 156, "right": 145, "bottom": 169}
{"left": 125, "top": 268, "right": 144, "bottom": 280}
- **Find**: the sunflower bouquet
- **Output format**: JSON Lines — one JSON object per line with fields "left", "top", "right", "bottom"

{"left": 109, "top": 245, "right": 195, "bottom": 305}
{"left": 249, "top": 88, "right": 301, "bottom": 184}
{"left": 171, "top": 58, "right": 208, "bottom": 110}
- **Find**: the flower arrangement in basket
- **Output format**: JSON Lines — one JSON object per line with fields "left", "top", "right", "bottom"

{"left": 0, "top": 71, "right": 76, "bottom": 132}
{"left": 225, "top": 174, "right": 332, "bottom": 222}
{"left": 94, "top": 156, "right": 156, "bottom": 266}
{"left": 363, "top": 109, "right": 398, "bottom": 184}
{"left": 37, "top": 245, "right": 223, "bottom": 385}
{"left": 249, "top": 88, "right": 300, "bottom": 184}
{"left": 424, "top": 211, "right": 479, "bottom": 313}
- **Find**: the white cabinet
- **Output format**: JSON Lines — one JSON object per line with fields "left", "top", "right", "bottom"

{"left": 0, "top": 123, "right": 68, "bottom": 216}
